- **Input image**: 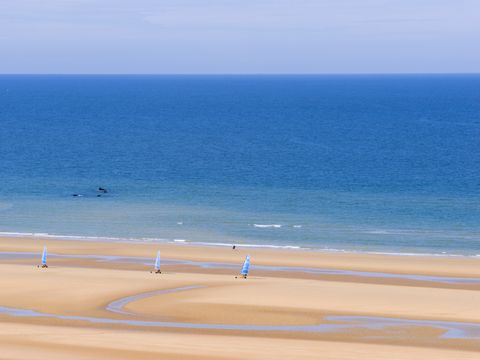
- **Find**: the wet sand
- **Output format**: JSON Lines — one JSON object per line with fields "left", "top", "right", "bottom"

{"left": 1, "top": 236, "right": 480, "bottom": 359}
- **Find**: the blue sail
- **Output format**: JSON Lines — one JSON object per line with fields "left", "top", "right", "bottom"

{"left": 154, "top": 251, "right": 161, "bottom": 271}
{"left": 241, "top": 255, "right": 250, "bottom": 276}
{"left": 41, "top": 246, "right": 47, "bottom": 266}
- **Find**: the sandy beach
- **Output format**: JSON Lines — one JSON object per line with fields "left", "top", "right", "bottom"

{"left": 1, "top": 236, "right": 480, "bottom": 359}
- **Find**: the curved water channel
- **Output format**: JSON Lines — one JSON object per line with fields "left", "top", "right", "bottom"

{"left": 0, "top": 284, "right": 479, "bottom": 339}
{"left": 2, "top": 252, "right": 480, "bottom": 339}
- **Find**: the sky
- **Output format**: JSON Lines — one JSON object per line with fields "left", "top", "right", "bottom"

{"left": 0, "top": 0, "right": 479, "bottom": 74}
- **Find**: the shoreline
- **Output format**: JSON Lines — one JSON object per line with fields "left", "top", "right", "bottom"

{"left": 2, "top": 235, "right": 480, "bottom": 278}
{"left": 1, "top": 231, "right": 480, "bottom": 258}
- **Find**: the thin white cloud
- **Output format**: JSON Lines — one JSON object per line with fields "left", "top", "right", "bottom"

{"left": 0, "top": 0, "right": 479, "bottom": 73}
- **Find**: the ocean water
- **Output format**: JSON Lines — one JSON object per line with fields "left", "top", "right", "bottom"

{"left": 1, "top": 74, "right": 480, "bottom": 255}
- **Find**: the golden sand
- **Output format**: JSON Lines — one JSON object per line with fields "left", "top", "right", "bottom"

{"left": 1, "top": 236, "right": 480, "bottom": 359}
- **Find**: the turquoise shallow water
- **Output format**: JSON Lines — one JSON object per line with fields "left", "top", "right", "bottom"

{"left": 1, "top": 75, "right": 480, "bottom": 254}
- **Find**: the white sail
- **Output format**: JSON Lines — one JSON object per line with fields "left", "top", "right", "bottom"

{"left": 41, "top": 246, "right": 47, "bottom": 266}
{"left": 241, "top": 255, "right": 250, "bottom": 276}
{"left": 154, "top": 251, "right": 161, "bottom": 271}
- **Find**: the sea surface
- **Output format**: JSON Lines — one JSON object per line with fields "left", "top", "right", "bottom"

{"left": 0, "top": 74, "right": 479, "bottom": 255}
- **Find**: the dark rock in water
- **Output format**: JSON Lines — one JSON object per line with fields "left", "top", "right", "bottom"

{"left": 98, "top": 187, "right": 108, "bottom": 193}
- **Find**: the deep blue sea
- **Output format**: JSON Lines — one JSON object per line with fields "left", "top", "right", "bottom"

{"left": 1, "top": 75, "right": 480, "bottom": 255}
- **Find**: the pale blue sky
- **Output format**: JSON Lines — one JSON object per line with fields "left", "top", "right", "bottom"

{"left": 1, "top": 0, "right": 479, "bottom": 74}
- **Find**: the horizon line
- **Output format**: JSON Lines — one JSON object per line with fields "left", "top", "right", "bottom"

{"left": 0, "top": 72, "right": 479, "bottom": 76}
